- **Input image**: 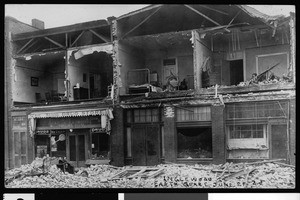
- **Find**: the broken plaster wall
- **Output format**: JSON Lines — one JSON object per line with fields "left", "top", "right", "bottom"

{"left": 117, "top": 40, "right": 145, "bottom": 95}
{"left": 209, "top": 27, "right": 291, "bottom": 84}
{"left": 192, "top": 30, "right": 213, "bottom": 90}
{"left": 67, "top": 45, "right": 113, "bottom": 100}
{"left": 5, "top": 17, "right": 40, "bottom": 169}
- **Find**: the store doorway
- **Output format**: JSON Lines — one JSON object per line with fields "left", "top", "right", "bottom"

{"left": 131, "top": 125, "right": 160, "bottom": 166}
{"left": 270, "top": 124, "right": 287, "bottom": 161}
{"left": 67, "top": 130, "right": 87, "bottom": 167}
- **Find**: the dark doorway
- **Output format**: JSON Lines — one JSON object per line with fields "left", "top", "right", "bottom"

{"left": 68, "top": 130, "right": 87, "bottom": 167}
{"left": 271, "top": 124, "right": 287, "bottom": 160}
{"left": 131, "top": 125, "right": 160, "bottom": 166}
{"left": 229, "top": 59, "right": 244, "bottom": 85}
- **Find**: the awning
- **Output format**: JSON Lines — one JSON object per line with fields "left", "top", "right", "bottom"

{"left": 28, "top": 108, "right": 112, "bottom": 119}
{"left": 28, "top": 108, "right": 114, "bottom": 137}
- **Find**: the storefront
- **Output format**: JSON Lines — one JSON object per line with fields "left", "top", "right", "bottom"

{"left": 28, "top": 108, "right": 114, "bottom": 167}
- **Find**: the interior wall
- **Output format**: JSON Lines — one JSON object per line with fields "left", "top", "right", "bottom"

{"left": 193, "top": 31, "right": 213, "bottom": 89}
{"left": 118, "top": 41, "right": 145, "bottom": 95}
{"left": 13, "top": 56, "right": 65, "bottom": 103}
{"left": 245, "top": 44, "right": 290, "bottom": 80}
{"left": 145, "top": 43, "right": 193, "bottom": 88}
{"left": 68, "top": 53, "right": 90, "bottom": 101}
{"left": 209, "top": 28, "right": 290, "bottom": 85}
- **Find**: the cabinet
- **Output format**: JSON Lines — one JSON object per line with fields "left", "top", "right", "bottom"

{"left": 73, "top": 87, "right": 89, "bottom": 100}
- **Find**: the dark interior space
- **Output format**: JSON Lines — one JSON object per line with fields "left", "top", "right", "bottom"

{"left": 177, "top": 127, "right": 212, "bottom": 158}
{"left": 230, "top": 59, "right": 244, "bottom": 85}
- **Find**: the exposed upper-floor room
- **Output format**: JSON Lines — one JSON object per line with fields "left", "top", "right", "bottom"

{"left": 113, "top": 5, "right": 295, "bottom": 96}
{"left": 5, "top": 5, "right": 295, "bottom": 106}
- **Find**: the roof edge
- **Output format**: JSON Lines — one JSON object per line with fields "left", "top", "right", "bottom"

{"left": 117, "top": 4, "right": 163, "bottom": 20}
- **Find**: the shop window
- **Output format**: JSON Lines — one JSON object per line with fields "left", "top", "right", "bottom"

{"left": 227, "top": 101, "right": 288, "bottom": 119}
{"left": 35, "top": 135, "right": 50, "bottom": 158}
{"left": 128, "top": 108, "right": 159, "bottom": 123}
{"left": 50, "top": 133, "right": 66, "bottom": 158}
{"left": 176, "top": 106, "right": 211, "bottom": 122}
{"left": 177, "top": 127, "right": 212, "bottom": 159}
{"left": 91, "top": 133, "right": 110, "bottom": 159}
{"left": 229, "top": 124, "right": 264, "bottom": 139}
{"left": 35, "top": 131, "right": 66, "bottom": 158}
{"left": 227, "top": 124, "right": 268, "bottom": 151}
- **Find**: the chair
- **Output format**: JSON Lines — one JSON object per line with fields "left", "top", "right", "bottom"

{"left": 45, "top": 92, "right": 51, "bottom": 102}
{"left": 51, "top": 90, "right": 60, "bottom": 102}
{"left": 35, "top": 93, "right": 45, "bottom": 103}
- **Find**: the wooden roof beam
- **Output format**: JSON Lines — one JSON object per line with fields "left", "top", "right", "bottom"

{"left": 70, "top": 30, "right": 86, "bottom": 47}
{"left": 225, "top": 10, "right": 242, "bottom": 30}
{"left": 21, "top": 39, "right": 40, "bottom": 54}
{"left": 16, "top": 38, "right": 34, "bottom": 54}
{"left": 121, "top": 6, "right": 162, "bottom": 40}
{"left": 12, "top": 20, "right": 109, "bottom": 41}
{"left": 198, "top": 5, "right": 229, "bottom": 15}
{"left": 88, "top": 29, "right": 110, "bottom": 43}
{"left": 44, "top": 36, "right": 65, "bottom": 48}
{"left": 184, "top": 4, "right": 230, "bottom": 32}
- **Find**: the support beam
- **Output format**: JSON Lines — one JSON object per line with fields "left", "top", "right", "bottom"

{"left": 225, "top": 10, "right": 242, "bottom": 30}
{"left": 185, "top": 5, "right": 230, "bottom": 32}
{"left": 70, "top": 30, "right": 85, "bottom": 47}
{"left": 88, "top": 29, "right": 109, "bottom": 43}
{"left": 254, "top": 30, "right": 259, "bottom": 47}
{"left": 65, "top": 33, "right": 68, "bottom": 47}
{"left": 121, "top": 6, "right": 161, "bottom": 39}
{"left": 44, "top": 36, "right": 65, "bottom": 48}
{"left": 21, "top": 39, "right": 39, "bottom": 54}
{"left": 198, "top": 5, "right": 229, "bottom": 15}
{"left": 17, "top": 38, "right": 34, "bottom": 54}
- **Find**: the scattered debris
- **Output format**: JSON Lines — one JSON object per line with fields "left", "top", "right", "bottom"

{"left": 5, "top": 159, "right": 295, "bottom": 188}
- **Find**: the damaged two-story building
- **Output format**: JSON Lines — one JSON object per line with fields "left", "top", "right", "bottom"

{"left": 5, "top": 4, "right": 296, "bottom": 169}
{"left": 4, "top": 16, "right": 122, "bottom": 169}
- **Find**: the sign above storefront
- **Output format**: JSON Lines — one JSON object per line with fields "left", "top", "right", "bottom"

{"left": 28, "top": 108, "right": 110, "bottom": 119}
{"left": 36, "top": 130, "right": 67, "bottom": 135}
{"left": 90, "top": 127, "right": 106, "bottom": 133}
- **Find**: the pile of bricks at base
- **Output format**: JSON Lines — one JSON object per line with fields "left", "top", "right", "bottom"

{"left": 5, "top": 158, "right": 295, "bottom": 188}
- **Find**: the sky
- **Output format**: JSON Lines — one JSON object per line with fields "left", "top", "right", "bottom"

{"left": 5, "top": 4, "right": 295, "bottom": 29}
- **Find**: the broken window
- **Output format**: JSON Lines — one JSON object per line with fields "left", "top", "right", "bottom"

{"left": 91, "top": 132, "right": 110, "bottom": 159}
{"left": 177, "top": 127, "right": 212, "bottom": 159}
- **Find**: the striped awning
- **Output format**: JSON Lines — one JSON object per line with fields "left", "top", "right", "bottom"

{"left": 28, "top": 108, "right": 112, "bottom": 119}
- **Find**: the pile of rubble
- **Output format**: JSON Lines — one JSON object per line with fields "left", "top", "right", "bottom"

{"left": 5, "top": 158, "right": 295, "bottom": 188}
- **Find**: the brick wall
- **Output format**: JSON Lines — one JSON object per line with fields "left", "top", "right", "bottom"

{"left": 211, "top": 104, "right": 226, "bottom": 164}
{"left": 162, "top": 105, "right": 177, "bottom": 163}
{"left": 110, "top": 106, "right": 124, "bottom": 166}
